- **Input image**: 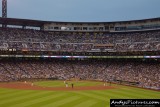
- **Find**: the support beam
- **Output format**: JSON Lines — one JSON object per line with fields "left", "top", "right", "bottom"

{"left": 2, "top": 0, "right": 7, "bottom": 18}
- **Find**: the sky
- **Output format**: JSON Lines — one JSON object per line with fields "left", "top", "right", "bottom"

{"left": 0, "top": 0, "right": 160, "bottom": 22}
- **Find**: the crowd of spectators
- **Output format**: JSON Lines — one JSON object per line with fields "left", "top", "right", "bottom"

{"left": 0, "top": 60, "right": 159, "bottom": 90}
{"left": 0, "top": 27, "right": 160, "bottom": 52}
{"left": 0, "top": 27, "right": 160, "bottom": 90}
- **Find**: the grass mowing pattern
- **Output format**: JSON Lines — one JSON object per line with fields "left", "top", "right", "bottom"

{"left": 0, "top": 81, "right": 159, "bottom": 107}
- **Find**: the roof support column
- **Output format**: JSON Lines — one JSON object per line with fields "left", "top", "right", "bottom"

{"left": 2, "top": 0, "right": 7, "bottom": 18}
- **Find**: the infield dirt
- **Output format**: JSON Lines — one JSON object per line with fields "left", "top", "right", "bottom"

{"left": 0, "top": 82, "right": 116, "bottom": 91}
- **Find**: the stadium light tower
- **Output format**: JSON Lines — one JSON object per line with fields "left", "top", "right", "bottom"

{"left": 2, "top": 0, "right": 7, "bottom": 18}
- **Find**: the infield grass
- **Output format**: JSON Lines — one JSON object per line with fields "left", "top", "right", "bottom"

{"left": 0, "top": 81, "right": 159, "bottom": 107}
{"left": 34, "top": 80, "right": 103, "bottom": 87}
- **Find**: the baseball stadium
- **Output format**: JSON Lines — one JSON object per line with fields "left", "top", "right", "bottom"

{"left": 0, "top": 0, "right": 160, "bottom": 107}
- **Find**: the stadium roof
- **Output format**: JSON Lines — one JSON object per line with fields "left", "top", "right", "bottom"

{"left": 0, "top": 17, "right": 160, "bottom": 27}
{"left": 0, "top": 17, "right": 48, "bottom": 27}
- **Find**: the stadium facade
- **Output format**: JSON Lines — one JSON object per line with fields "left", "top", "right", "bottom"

{"left": 0, "top": 17, "right": 160, "bottom": 57}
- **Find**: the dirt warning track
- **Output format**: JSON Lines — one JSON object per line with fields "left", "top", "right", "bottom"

{"left": 0, "top": 82, "right": 116, "bottom": 91}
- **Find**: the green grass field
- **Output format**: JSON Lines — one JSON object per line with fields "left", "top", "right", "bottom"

{"left": 34, "top": 80, "right": 103, "bottom": 87}
{"left": 0, "top": 80, "right": 159, "bottom": 107}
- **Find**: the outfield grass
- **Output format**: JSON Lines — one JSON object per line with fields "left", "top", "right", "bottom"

{"left": 0, "top": 81, "right": 159, "bottom": 107}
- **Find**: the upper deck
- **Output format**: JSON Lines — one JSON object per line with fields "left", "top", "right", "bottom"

{"left": 0, "top": 17, "right": 160, "bottom": 32}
